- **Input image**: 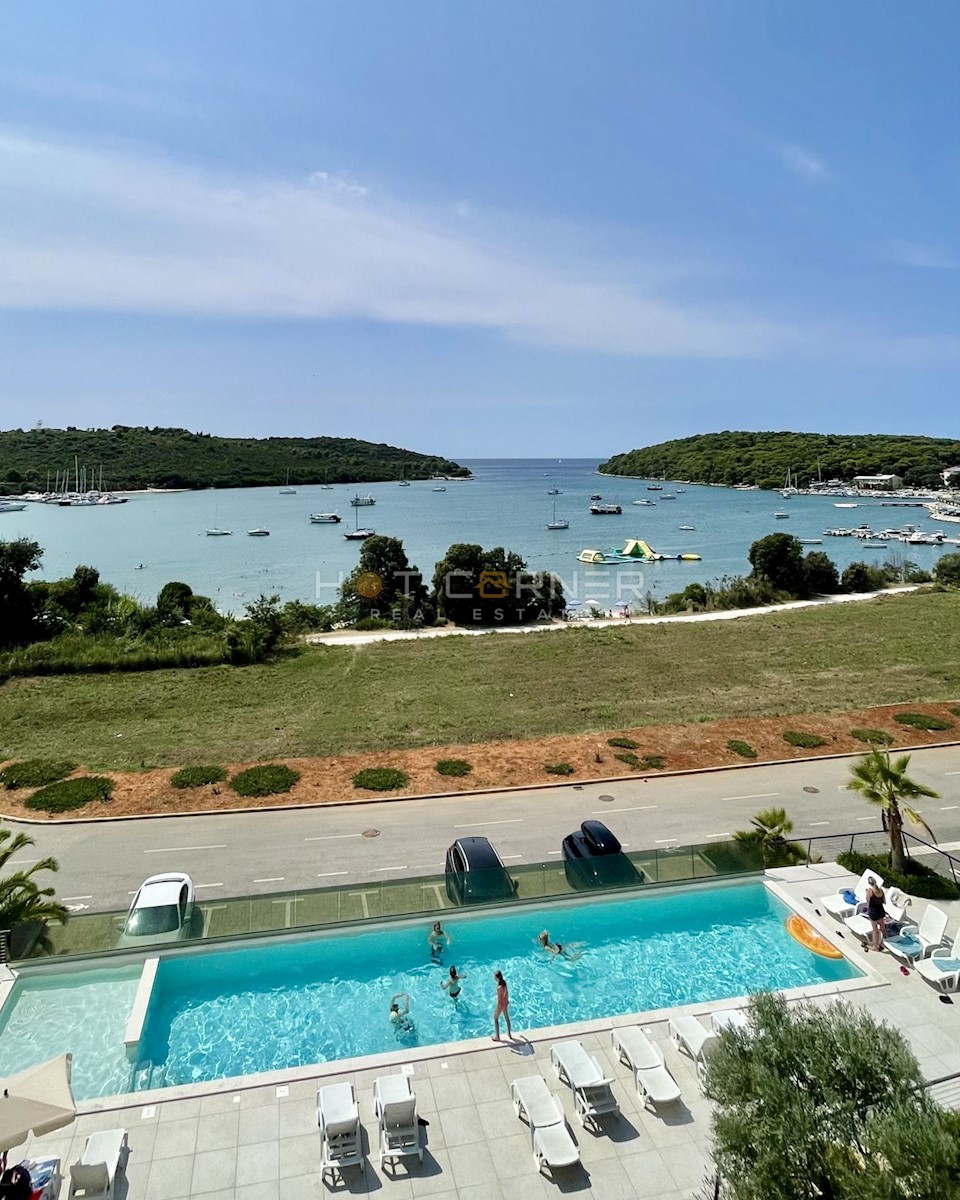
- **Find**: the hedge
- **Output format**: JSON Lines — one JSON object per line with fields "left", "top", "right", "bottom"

{"left": 25, "top": 775, "right": 114, "bottom": 813}
{"left": 353, "top": 767, "right": 410, "bottom": 791}
{"left": 230, "top": 764, "right": 300, "bottom": 797}
{"left": 544, "top": 763, "right": 575, "bottom": 776}
{"left": 836, "top": 849, "right": 960, "bottom": 901}
{"left": 0, "top": 759, "right": 76, "bottom": 790}
{"left": 640, "top": 754, "right": 665, "bottom": 770}
{"left": 608, "top": 736, "right": 639, "bottom": 750}
{"left": 783, "top": 731, "right": 827, "bottom": 749}
{"left": 894, "top": 712, "right": 953, "bottom": 732}
{"left": 727, "top": 740, "right": 758, "bottom": 759}
{"left": 435, "top": 759, "right": 472, "bottom": 778}
{"left": 850, "top": 729, "right": 894, "bottom": 746}
{"left": 170, "top": 765, "right": 227, "bottom": 789}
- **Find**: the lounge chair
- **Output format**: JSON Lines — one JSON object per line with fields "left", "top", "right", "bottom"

{"left": 610, "top": 1027, "right": 681, "bottom": 1110}
{"left": 511, "top": 1074, "right": 580, "bottom": 1173}
{"left": 916, "top": 930, "right": 960, "bottom": 992}
{"left": 819, "top": 870, "right": 884, "bottom": 921}
{"left": 373, "top": 1073, "right": 422, "bottom": 1170}
{"left": 845, "top": 887, "right": 910, "bottom": 941}
{"left": 668, "top": 1015, "right": 718, "bottom": 1084}
{"left": 317, "top": 1082, "right": 363, "bottom": 1183}
{"left": 885, "top": 905, "right": 948, "bottom": 964}
{"left": 549, "top": 1039, "right": 620, "bottom": 1128}
{"left": 710, "top": 1009, "right": 751, "bottom": 1035}
{"left": 68, "top": 1129, "right": 128, "bottom": 1200}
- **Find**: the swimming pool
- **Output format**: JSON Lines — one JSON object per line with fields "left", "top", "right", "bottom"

{"left": 0, "top": 881, "right": 858, "bottom": 1099}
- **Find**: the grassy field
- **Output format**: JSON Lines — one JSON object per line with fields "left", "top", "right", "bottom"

{"left": 1, "top": 591, "right": 958, "bottom": 770}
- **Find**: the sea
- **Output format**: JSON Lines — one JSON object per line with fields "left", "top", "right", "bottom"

{"left": 4, "top": 459, "right": 954, "bottom": 615}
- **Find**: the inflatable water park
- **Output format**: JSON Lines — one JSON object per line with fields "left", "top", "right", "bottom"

{"left": 578, "top": 538, "right": 701, "bottom": 564}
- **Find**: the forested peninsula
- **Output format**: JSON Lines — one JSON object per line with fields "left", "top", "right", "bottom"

{"left": 0, "top": 426, "right": 469, "bottom": 493}
{"left": 600, "top": 432, "right": 960, "bottom": 489}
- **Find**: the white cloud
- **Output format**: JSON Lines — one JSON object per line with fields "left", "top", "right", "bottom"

{"left": 888, "top": 238, "right": 958, "bottom": 270}
{"left": 776, "top": 141, "right": 828, "bottom": 180}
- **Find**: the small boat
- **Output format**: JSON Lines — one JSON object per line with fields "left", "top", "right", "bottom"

{"left": 547, "top": 487, "right": 561, "bottom": 495}
{"left": 247, "top": 528, "right": 270, "bottom": 537}
{"left": 398, "top": 468, "right": 411, "bottom": 487}
{"left": 310, "top": 512, "right": 342, "bottom": 524}
{"left": 632, "top": 499, "right": 655, "bottom": 506}
{"left": 676, "top": 488, "right": 685, "bottom": 493}
{"left": 660, "top": 494, "right": 675, "bottom": 500}
{"left": 279, "top": 469, "right": 296, "bottom": 495}
{"left": 546, "top": 500, "right": 568, "bottom": 530}
{"left": 679, "top": 525, "right": 695, "bottom": 531}
{"left": 863, "top": 541, "right": 887, "bottom": 549}
{"left": 432, "top": 485, "right": 446, "bottom": 492}
{"left": 344, "top": 528, "right": 376, "bottom": 541}
{"left": 590, "top": 493, "right": 603, "bottom": 501}
{"left": 835, "top": 502, "right": 858, "bottom": 509}
{"left": 774, "top": 512, "right": 790, "bottom": 519}
{"left": 798, "top": 538, "right": 822, "bottom": 545}
{"left": 351, "top": 493, "right": 376, "bottom": 506}
{"left": 647, "top": 484, "right": 662, "bottom": 491}
{"left": 205, "top": 528, "right": 232, "bottom": 536}
{"left": 0, "top": 501, "right": 27, "bottom": 512}
{"left": 590, "top": 503, "right": 622, "bottom": 515}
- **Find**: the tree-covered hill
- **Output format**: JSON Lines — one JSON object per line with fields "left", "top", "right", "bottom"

{"left": 600, "top": 431, "right": 960, "bottom": 490}
{"left": 0, "top": 426, "right": 469, "bottom": 493}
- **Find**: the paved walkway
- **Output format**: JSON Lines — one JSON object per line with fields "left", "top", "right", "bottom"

{"left": 18, "top": 864, "right": 960, "bottom": 1200}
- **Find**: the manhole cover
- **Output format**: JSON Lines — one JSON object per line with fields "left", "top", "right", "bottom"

{"left": 598, "top": 795, "right": 615, "bottom": 803}
{"left": 362, "top": 828, "right": 381, "bottom": 838}
{"left": 803, "top": 786, "right": 820, "bottom": 794}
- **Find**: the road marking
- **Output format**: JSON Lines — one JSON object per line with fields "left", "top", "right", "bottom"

{"left": 373, "top": 865, "right": 409, "bottom": 872}
{"left": 721, "top": 792, "right": 780, "bottom": 802}
{"left": 254, "top": 877, "right": 285, "bottom": 884}
{"left": 809, "top": 821, "right": 830, "bottom": 827}
{"left": 590, "top": 805, "right": 658, "bottom": 814}
{"left": 317, "top": 871, "right": 349, "bottom": 878}
{"left": 304, "top": 834, "right": 362, "bottom": 842}
{"left": 195, "top": 882, "right": 224, "bottom": 889}
{"left": 940, "top": 806, "right": 959, "bottom": 811}
{"left": 453, "top": 819, "right": 524, "bottom": 828}
{"left": 945, "top": 772, "right": 960, "bottom": 777}
{"left": 704, "top": 832, "right": 731, "bottom": 839}
{"left": 61, "top": 895, "right": 93, "bottom": 902}
{"left": 143, "top": 845, "right": 227, "bottom": 854}
{"left": 547, "top": 850, "right": 562, "bottom": 856}
{"left": 501, "top": 855, "right": 523, "bottom": 860}
{"left": 856, "top": 816, "right": 875, "bottom": 822}
{"left": 655, "top": 838, "right": 678, "bottom": 844}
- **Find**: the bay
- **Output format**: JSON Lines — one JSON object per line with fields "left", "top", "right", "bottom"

{"left": 4, "top": 458, "right": 952, "bottom": 615}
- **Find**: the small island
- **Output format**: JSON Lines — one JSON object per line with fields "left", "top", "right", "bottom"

{"left": 0, "top": 426, "right": 469, "bottom": 493}
{"left": 599, "top": 431, "right": 960, "bottom": 491}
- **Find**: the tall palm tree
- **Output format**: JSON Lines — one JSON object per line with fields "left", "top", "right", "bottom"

{"left": 0, "top": 827, "right": 68, "bottom": 956}
{"left": 733, "top": 807, "right": 810, "bottom": 867}
{"left": 847, "top": 750, "right": 939, "bottom": 873}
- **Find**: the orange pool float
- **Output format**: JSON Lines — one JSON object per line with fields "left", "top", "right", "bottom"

{"left": 785, "top": 915, "right": 843, "bottom": 960}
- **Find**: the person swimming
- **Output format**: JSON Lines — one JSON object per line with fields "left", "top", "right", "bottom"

{"left": 428, "top": 921, "right": 451, "bottom": 959}
{"left": 538, "top": 931, "right": 584, "bottom": 961}
{"left": 441, "top": 965, "right": 466, "bottom": 1001}
{"left": 388, "top": 991, "right": 414, "bottom": 1033}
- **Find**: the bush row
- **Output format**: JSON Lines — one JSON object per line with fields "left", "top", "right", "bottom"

{"left": 837, "top": 849, "right": 960, "bottom": 902}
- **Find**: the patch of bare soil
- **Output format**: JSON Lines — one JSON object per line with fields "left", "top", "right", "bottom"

{"left": 2, "top": 701, "right": 957, "bottom": 821}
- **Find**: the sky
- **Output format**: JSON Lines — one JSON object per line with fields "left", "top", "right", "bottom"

{"left": 0, "top": 2, "right": 957, "bottom": 458}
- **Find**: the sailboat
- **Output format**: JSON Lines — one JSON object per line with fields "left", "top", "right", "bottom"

{"left": 398, "top": 467, "right": 410, "bottom": 487}
{"left": 320, "top": 469, "right": 333, "bottom": 490}
{"left": 279, "top": 469, "right": 296, "bottom": 495}
{"left": 546, "top": 500, "right": 569, "bottom": 530}
{"left": 343, "top": 504, "right": 375, "bottom": 540}
{"left": 781, "top": 467, "right": 799, "bottom": 498}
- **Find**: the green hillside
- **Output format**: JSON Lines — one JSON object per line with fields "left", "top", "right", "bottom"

{"left": 0, "top": 426, "right": 469, "bottom": 493}
{"left": 600, "top": 432, "right": 960, "bottom": 490}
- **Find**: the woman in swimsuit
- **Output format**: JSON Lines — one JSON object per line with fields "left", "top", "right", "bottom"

{"left": 493, "top": 970, "right": 512, "bottom": 1041}
{"left": 865, "top": 877, "right": 886, "bottom": 952}
{"left": 388, "top": 991, "right": 414, "bottom": 1033}
{"left": 428, "top": 921, "right": 451, "bottom": 959}
{"left": 538, "top": 930, "right": 584, "bottom": 961}
{"left": 441, "top": 965, "right": 466, "bottom": 1002}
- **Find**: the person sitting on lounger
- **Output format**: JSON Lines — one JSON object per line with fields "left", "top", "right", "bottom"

{"left": 538, "top": 930, "right": 584, "bottom": 960}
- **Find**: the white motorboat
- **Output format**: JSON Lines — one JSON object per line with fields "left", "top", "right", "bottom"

{"left": 679, "top": 525, "right": 696, "bottom": 531}
{"left": 590, "top": 502, "right": 622, "bottom": 515}
{"left": 774, "top": 512, "right": 790, "bottom": 519}
{"left": 432, "top": 485, "right": 446, "bottom": 492}
{"left": 547, "top": 487, "right": 561, "bottom": 495}
{"left": 0, "top": 500, "right": 27, "bottom": 512}
{"left": 247, "top": 528, "right": 270, "bottom": 536}
{"left": 835, "top": 502, "right": 858, "bottom": 509}
{"left": 310, "top": 512, "right": 342, "bottom": 523}
{"left": 632, "top": 499, "right": 655, "bottom": 506}
{"left": 206, "top": 528, "right": 232, "bottom": 536}
{"left": 350, "top": 494, "right": 376, "bottom": 506}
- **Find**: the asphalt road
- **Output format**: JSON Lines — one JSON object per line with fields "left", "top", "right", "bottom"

{"left": 6, "top": 746, "right": 960, "bottom": 912}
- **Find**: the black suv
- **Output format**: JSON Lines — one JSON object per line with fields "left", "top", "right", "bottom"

{"left": 444, "top": 836, "right": 517, "bottom": 906}
{"left": 562, "top": 820, "right": 645, "bottom": 891}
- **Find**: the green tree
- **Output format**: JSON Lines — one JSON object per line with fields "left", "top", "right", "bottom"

{"left": 339, "top": 536, "right": 433, "bottom": 626}
{"left": 847, "top": 749, "right": 939, "bottom": 873}
{"left": 842, "top": 561, "right": 884, "bottom": 593}
{"left": 0, "top": 538, "right": 43, "bottom": 649}
{"left": 748, "top": 533, "right": 809, "bottom": 597}
{"left": 803, "top": 550, "right": 840, "bottom": 595}
{"left": 704, "top": 992, "right": 960, "bottom": 1200}
{"left": 0, "top": 827, "right": 69, "bottom": 956}
{"left": 935, "top": 552, "right": 960, "bottom": 587}
{"left": 431, "top": 543, "right": 565, "bottom": 626}
{"left": 733, "top": 807, "right": 810, "bottom": 866}
{"left": 157, "top": 581, "right": 194, "bottom": 625}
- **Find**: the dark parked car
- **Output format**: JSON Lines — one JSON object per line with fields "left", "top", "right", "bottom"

{"left": 444, "top": 836, "right": 518, "bottom": 906}
{"left": 562, "top": 820, "right": 645, "bottom": 891}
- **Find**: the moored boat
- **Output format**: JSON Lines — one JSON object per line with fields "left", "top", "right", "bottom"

{"left": 350, "top": 494, "right": 376, "bottom": 506}
{"left": 309, "top": 512, "right": 342, "bottom": 523}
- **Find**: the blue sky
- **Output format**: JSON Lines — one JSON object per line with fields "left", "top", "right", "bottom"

{"left": 0, "top": 2, "right": 957, "bottom": 457}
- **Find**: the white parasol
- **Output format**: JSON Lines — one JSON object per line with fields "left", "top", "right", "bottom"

{"left": 0, "top": 1054, "right": 76, "bottom": 1154}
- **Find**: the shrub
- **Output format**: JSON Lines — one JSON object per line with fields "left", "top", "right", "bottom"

{"left": 544, "top": 762, "right": 575, "bottom": 776}
{"left": 639, "top": 754, "right": 664, "bottom": 770}
{"left": 893, "top": 712, "right": 953, "bottom": 732}
{"left": 352, "top": 767, "right": 410, "bottom": 791}
{"left": 608, "top": 736, "right": 639, "bottom": 749}
{"left": 727, "top": 739, "right": 758, "bottom": 759}
{"left": 230, "top": 764, "right": 300, "bottom": 797}
{"left": 25, "top": 775, "right": 113, "bottom": 813}
{"left": 837, "top": 849, "right": 960, "bottom": 901}
{"left": 951, "top": 706, "right": 960, "bottom": 718}
{"left": 436, "top": 758, "right": 472, "bottom": 778}
{"left": 850, "top": 728, "right": 894, "bottom": 746}
{"left": 0, "top": 759, "right": 76, "bottom": 790}
{"left": 783, "top": 730, "right": 827, "bottom": 749}
{"left": 614, "top": 751, "right": 640, "bottom": 769}
{"left": 170, "top": 765, "right": 227, "bottom": 789}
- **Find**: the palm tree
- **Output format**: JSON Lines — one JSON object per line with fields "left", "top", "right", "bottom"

{"left": 0, "top": 827, "right": 68, "bottom": 956}
{"left": 847, "top": 749, "right": 939, "bottom": 873}
{"left": 733, "top": 807, "right": 810, "bottom": 867}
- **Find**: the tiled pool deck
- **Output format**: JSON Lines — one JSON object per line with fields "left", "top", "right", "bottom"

{"left": 17, "top": 864, "right": 960, "bottom": 1200}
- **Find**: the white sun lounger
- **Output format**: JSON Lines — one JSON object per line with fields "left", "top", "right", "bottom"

{"left": 68, "top": 1129, "right": 128, "bottom": 1200}
{"left": 549, "top": 1039, "right": 620, "bottom": 1127}
{"left": 669, "top": 1015, "right": 719, "bottom": 1084}
{"left": 819, "top": 870, "right": 884, "bottom": 920}
{"left": 318, "top": 1082, "right": 363, "bottom": 1183}
{"left": 610, "top": 1027, "right": 681, "bottom": 1110}
{"left": 916, "top": 930, "right": 960, "bottom": 992}
{"left": 885, "top": 905, "right": 949, "bottom": 964}
{"left": 710, "top": 1009, "right": 751, "bottom": 1035}
{"left": 373, "top": 1073, "right": 422, "bottom": 1170}
{"left": 511, "top": 1075, "right": 580, "bottom": 1173}
{"left": 845, "top": 887, "right": 910, "bottom": 941}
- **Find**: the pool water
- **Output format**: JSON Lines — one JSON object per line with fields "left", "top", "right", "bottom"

{"left": 0, "top": 882, "right": 858, "bottom": 1099}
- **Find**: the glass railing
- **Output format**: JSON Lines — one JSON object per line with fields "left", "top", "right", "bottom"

{"left": 40, "top": 838, "right": 763, "bottom": 962}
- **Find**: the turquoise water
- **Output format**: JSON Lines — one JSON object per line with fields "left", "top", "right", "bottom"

{"left": 130, "top": 882, "right": 855, "bottom": 1092}
{"left": 7, "top": 458, "right": 951, "bottom": 614}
